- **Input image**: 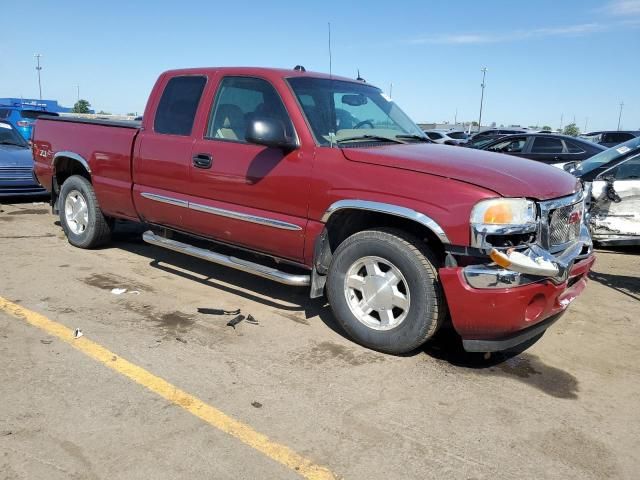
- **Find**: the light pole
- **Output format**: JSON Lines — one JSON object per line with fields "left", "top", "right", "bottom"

{"left": 617, "top": 101, "right": 624, "bottom": 130}
{"left": 34, "top": 54, "right": 43, "bottom": 100}
{"left": 477, "top": 67, "right": 487, "bottom": 132}
{"left": 74, "top": 84, "right": 80, "bottom": 103}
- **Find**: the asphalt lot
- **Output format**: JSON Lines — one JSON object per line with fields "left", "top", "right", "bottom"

{"left": 1, "top": 199, "right": 639, "bottom": 480}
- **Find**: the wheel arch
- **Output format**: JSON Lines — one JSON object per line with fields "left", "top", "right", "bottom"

{"left": 51, "top": 152, "right": 92, "bottom": 209}
{"left": 310, "top": 200, "right": 450, "bottom": 297}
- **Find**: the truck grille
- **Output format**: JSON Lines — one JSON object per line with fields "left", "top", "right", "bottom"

{"left": 0, "top": 166, "right": 34, "bottom": 181}
{"left": 537, "top": 189, "right": 585, "bottom": 252}
{"left": 548, "top": 202, "right": 582, "bottom": 246}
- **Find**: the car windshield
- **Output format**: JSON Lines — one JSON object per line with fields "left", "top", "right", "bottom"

{"left": 575, "top": 136, "right": 640, "bottom": 176}
{"left": 287, "top": 77, "right": 426, "bottom": 146}
{"left": 0, "top": 121, "right": 28, "bottom": 147}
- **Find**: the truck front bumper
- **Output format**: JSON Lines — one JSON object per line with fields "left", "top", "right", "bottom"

{"left": 439, "top": 251, "right": 595, "bottom": 352}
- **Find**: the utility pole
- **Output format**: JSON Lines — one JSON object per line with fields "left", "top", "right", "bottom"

{"left": 617, "top": 101, "right": 624, "bottom": 130}
{"left": 454, "top": 108, "right": 458, "bottom": 125}
{"left": 389, "top": 82, "right": 393, "bottom": 99}
{"left": 74, "top": 84, "right": 80, "bottom": 103}
{"left": 584, "top": 117, "right": 588, "bottom": 132}
{"left": 560, "top": 113, "right": 564, "bottom": 131}
{"left": 34, "top": 54, "right": 43, "bottom": 100}
{"left": 477, "top": 67, "right": 487, "bottom": 132}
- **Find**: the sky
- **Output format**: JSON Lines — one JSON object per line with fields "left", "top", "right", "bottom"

{"left": 1, "top": 0, "right": 639, "bottom": 132}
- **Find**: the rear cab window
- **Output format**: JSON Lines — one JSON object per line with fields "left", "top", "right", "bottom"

{"left": 154, "top": 76, "right": 207, "bottom": 136}
{"left": 0, "top": 108, "right": 10, "bottom": 119}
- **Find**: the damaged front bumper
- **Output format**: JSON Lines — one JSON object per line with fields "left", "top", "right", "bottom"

{"left": 440, "top": 224, "right": 595, "bottom": 352}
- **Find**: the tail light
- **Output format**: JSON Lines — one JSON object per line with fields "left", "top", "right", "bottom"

{"left": 17, "top": 120, "right": 32, "bottom": 127}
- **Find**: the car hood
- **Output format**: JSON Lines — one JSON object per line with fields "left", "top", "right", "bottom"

{"left": 0, "top": 145, "right": 33, "bottom": 167}
{"left": 341, "top": 143, "right": 579, "bottom": 200}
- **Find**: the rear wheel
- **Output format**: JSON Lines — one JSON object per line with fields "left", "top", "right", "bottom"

{"left": 59, "top": 175, "right": 112, "bottom": 248}
{"left": 327, "top": 228, "right": 446, "bottom": 354}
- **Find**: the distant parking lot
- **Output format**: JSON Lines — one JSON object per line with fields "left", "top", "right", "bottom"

{"left": 1, "top": 199, "right": 639, "bottom": 479}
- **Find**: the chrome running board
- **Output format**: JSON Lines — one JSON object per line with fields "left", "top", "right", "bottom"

{"left": 142, "top": 231, "right": 310, "bottom": 287}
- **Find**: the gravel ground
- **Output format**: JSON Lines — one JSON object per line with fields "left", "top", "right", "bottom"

{"left": 1, "top": 199, "right": 638, "bottom": 479}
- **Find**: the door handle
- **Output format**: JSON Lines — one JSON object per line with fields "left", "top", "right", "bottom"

{"left": 192, "top": 153, "right": 213, "bottom": 169}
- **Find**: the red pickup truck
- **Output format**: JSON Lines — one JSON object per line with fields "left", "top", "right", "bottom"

{"left": 32, "top": 67, "right": 595, "bottom": 354}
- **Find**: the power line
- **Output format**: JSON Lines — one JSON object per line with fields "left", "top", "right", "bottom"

{"left": 477, "top": 67, "right": 487, "bottom": 132}
{"left": 34, "top": 54, "right": 43, "bottom": 100}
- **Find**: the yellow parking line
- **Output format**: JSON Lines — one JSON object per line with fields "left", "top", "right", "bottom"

{"left": 0, "top": 296, "right": 336, "bottom": 480}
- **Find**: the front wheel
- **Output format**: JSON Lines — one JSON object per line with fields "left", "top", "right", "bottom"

{"left": 59, "top": 175, "right": 112, "bottom": 248}
{"left": 327, "top": 228, "right": 446, "bottom": 354}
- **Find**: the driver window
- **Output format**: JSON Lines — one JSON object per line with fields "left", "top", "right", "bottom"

{"left": 614, "top": 156, "right": 640, "bottom": 180}
{"left": 488, "top": 137, "right": 526, "bottom": 153}
{"left": 206, "top": 76, "right": 294, "bottom": 142}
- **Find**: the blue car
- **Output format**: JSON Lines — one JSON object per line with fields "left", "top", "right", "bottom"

{"left": 0, "top": 120, "right": 48, "bottom": 197}
{"left": 0, "top": 105, "right": 59, "bottom": 141}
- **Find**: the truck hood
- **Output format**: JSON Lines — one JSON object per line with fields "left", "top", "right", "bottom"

{"left": 341, "top": 143, "right": 579, "bottom": 200}
{"left": 0, "top": 145, "right": 33, "bottom": 167}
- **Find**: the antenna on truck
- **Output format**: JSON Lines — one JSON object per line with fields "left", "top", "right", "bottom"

{"left": 328, "top": 22, "right": 333, "bottom": 78}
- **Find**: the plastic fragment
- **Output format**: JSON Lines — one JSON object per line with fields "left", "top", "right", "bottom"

{"left": 198, "top": 308, "right": 241, "bottom": 316}
{"left": 111, "top": 288, "right": 127, "bottom": 295}
{"left": 226, "top": 315, "right": 245, "bottom": 329}
{"left": 73, "top": 328, "right": 83, "bottom": 339}
{"left": 246, "top": 314, "right": 259, "bottom": 325}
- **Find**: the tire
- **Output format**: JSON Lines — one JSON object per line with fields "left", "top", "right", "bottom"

{"left": 326, "top": 228, "right": 446, "bottom": 354}
{"left": 59, "top": 175, "right": 112, "bottom": 248}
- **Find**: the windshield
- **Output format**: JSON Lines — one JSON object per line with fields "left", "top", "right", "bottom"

{"left": 0, "top": 121, "right": 28, "bottom": 147}
{"left": 287, "top": 77, "right": 426, "bottom": 146}
{"left": 576, "top": 136, "right": 640, "bottom": 176}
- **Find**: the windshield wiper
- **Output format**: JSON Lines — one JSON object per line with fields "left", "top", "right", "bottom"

{"left": 395, "top": 134, "right": 432, "bottom": 142}
{"left": 336, "top": 135, "right": 406, "bottom": 145}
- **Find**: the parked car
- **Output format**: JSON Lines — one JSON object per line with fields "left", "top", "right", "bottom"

{"left": 423, "top": 129, "right": 467, "bottom": 145}
{"left": 0, "top": 120, "right": 48, "bottom": 196}
{"left": 0, "top": 105, "right": 59, "bottom": 140}
{"left": 479, "top": 133, "right": 606, "bottom": 166}
{"left": 33, "top": 66, "right": 594, "bottom": 355}
{"left": 569, "top": 137, "right": 640, "bottom": 246}
{"left": 465, "top": 128, "right": 527, "bottom": 148}
{"left": 581, "top": 130, "right": 640, "bottom": 148}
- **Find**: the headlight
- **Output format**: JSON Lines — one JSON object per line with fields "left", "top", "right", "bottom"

{"left": 471, "top": 198, "right": 536, "bottom": 226}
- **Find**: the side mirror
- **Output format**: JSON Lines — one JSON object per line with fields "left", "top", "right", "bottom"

{"left": 563, "top": 161, "right": 578, "bottom": 172}
{"left": 246, "top": 117, "right": 296, "bottom": 150}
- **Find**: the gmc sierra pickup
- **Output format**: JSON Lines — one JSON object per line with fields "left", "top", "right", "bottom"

{"left": 32, "top": 67, "right": 595, "bottom": 354}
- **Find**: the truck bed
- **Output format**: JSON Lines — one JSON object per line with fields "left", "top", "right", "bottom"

{"left": 33, "top": 116, "right": 141, "bottom": 220}
{"left": 42, "top": 115, "right": 141, "bottom": 129}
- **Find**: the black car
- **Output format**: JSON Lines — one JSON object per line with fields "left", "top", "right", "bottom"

{"left": 478, "top": 133, "right": 606, "bottom": 165}
{"left": 581, "top": 130, "right": 640, "bottom": 148}
{"left": 0, "top": 120, "right": 48, "bottom": 197}
{"left": 465, "top": 128, "right": 527, "bottom": 148}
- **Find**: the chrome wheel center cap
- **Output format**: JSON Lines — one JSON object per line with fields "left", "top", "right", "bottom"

{"left": 343, "top": 256, "right": 411, "bottom": 331}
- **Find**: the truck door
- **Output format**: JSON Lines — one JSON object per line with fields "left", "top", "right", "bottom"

{"left": 590, "top": 155, "right": 640, "bottom": 244}
{"left": 186, "top": 75, "right": 311, "bottom": 261}
{"left": 132, "top": 75, "right": 207, "bottom": 229}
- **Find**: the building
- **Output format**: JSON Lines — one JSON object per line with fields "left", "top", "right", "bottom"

{"left": 0, "top": 98, "right": 80, "bottom": 113}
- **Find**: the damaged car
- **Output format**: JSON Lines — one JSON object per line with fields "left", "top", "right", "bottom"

{"left": 569, "top": 137, "right": 640, "bottom": 246}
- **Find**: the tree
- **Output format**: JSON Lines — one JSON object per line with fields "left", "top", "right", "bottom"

{"left": 542, "top": 125, "right": 552, "bottom": 131}
{"left": 97, "top": 110, "right": 111, "bottom": 115}
{"left": 126, "top": 112, "right": 136, "bottom": 117}
{"left": 71, "top": 99, "right": 91, "bottom": 114}
{"left": 563, "top": 123, "right": 580, "bottom": 137}
{"left": 471, "top": 121, "right": 479, "bottom": 127}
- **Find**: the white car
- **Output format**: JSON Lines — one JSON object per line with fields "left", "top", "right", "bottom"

{"left": 423, "top": 129, "right": 468, "bottom": 145}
